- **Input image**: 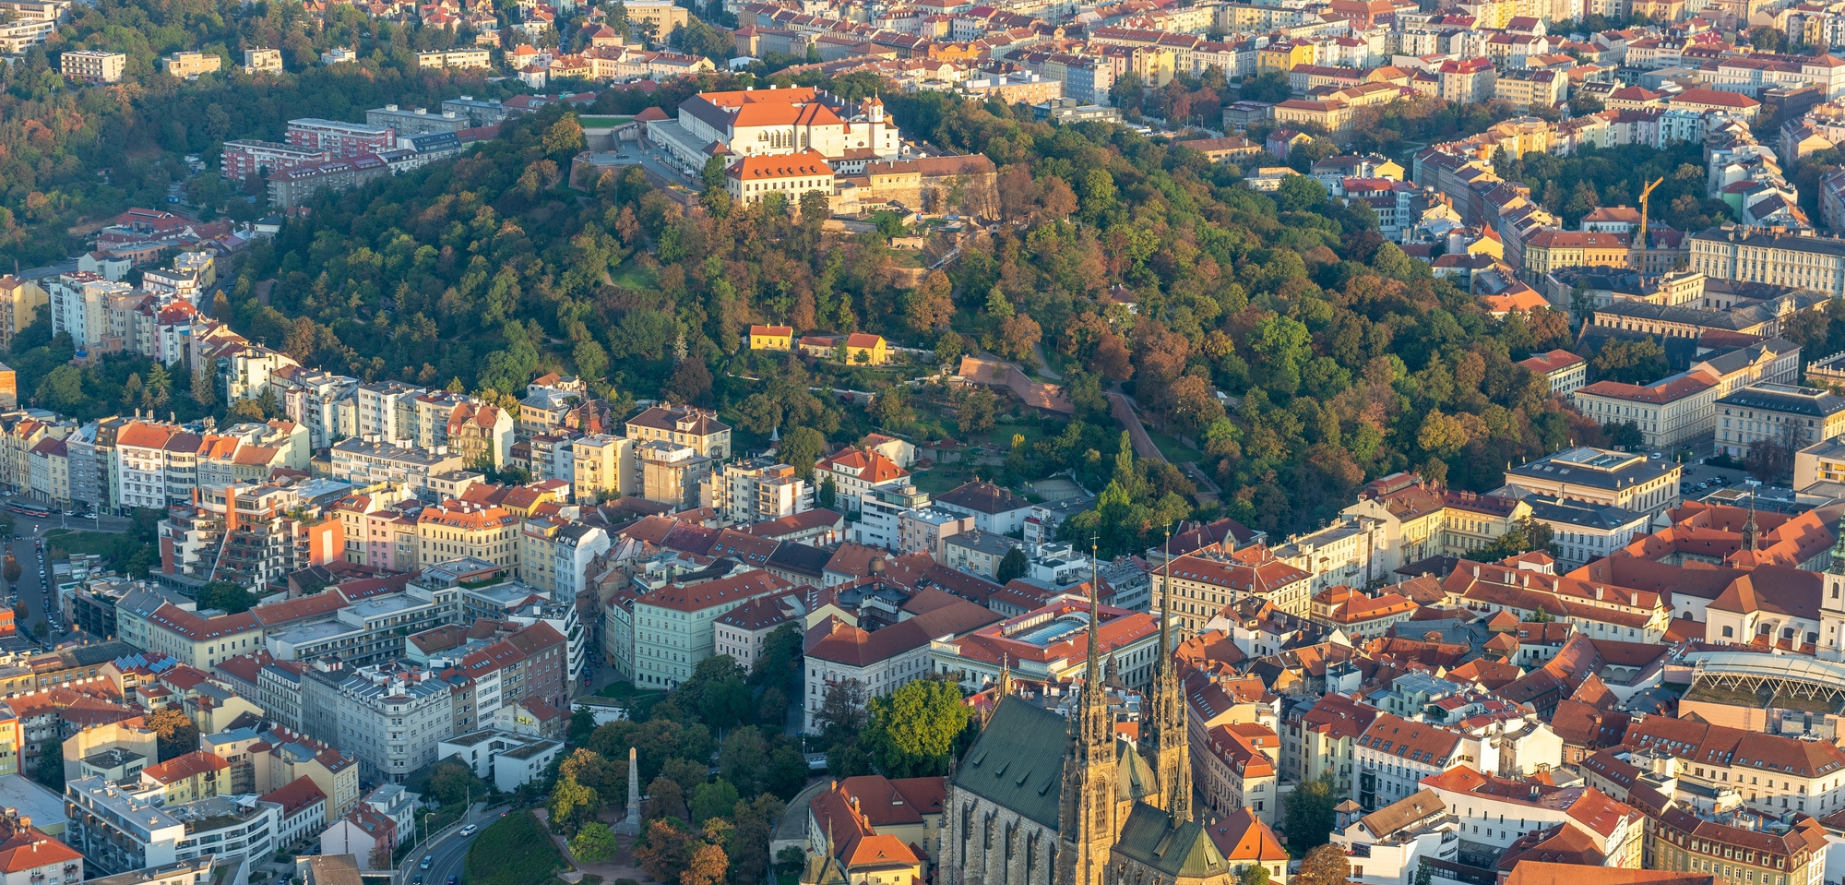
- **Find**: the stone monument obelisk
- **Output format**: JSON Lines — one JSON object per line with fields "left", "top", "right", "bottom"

{"left": 614, "top": 746, "right": 641, "bottom": 834}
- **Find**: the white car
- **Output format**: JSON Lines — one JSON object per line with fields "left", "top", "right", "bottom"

{"left": 460, "top": 825, "right": 478, "bottom": 836}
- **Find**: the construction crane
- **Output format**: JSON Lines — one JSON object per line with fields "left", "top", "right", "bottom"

{"left": 1637, "top": 176, "right": 1665, "bottom": 249}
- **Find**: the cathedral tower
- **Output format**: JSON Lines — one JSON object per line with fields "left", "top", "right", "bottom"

{"left": 1057, "top": 574, "right": 1120, "bottom": 885}
{"left": 1141, "top": 529, "right": 1191, "bottom": 823}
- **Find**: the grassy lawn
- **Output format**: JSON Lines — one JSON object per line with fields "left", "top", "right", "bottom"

{"left": 465, "top": 810, "right": 571, "bottom": 885}
{"left": 594, "top": 681, "right": 665, "bottom": 705}
{"left": 912, "top": 468, "right": 974, "bottom": 496}
{"left": 608, "top": 261, "right": 656, "bottom": 290}
{"left": 1143, "top": 427, "right": 1201, "bottom": 464}
{"left": 576, "top": 116, "right": 633, "bottom": 127}
{"left": 43, "top": 528, "right": 151, "bottom": 572}
{"left": 985, "top": 418, "right": 1049, "bottom": 450}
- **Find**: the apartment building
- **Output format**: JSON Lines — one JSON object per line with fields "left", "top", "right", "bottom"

{"left": 517, "top": 520, "right": 610, "bottom": 599}
{"left": 624, "top": 403, "right": 731, "bottom": 459}
{"left": 814, "top": 446, "right": 908, "bottom": 514}
{"left": 631, "top": 570, "right": 791, "bottom": 688}
{"left": 161, "top": 51, "right": 221, "bottom": 78}
{"left": 1160, "top": 548, "right": 1314, "bottom": 635}
{"left": 366, "top": 105, "right": 473, "bottom": 136}
{"left": 570, "top": 434, "right": 636, "bottom": 502}
{"left": 114, "top": 597, "right": 262, "bottom": 669}
{"left": 638, "top": 441, "right": 713, "bottom": 509}
{"left": 806, "top": 593, "right": 1004, "bottom": 731}
{"left": 1354, "top": 714, "right": 1487, "bottom": 812}
{"left": 299, "top": 662, "right": 453, "bottom": 782}
{"left": 416, "top": 500, "right": 518, "bottom": 570}
{"left": 0, "top": 276, "right": 46, "bottom": 353}
{"left": 221, "top": 141, "right": 331, "bottom": 182}
{"left": 47, "top": 272, "right": 131, "bottom": 349}
{"left": 329, "top": 438, "right": 465, "bottom": 501}
{"left": 61, "top": 50, "right": 125, "bottom": 83}
{"left": 243, "top": 48, "right": 282, "bottom": 73}
{"left": 704, "top": 456, "right": 809, "bottom": 525}
{"left": 286, "top": 118, "right": 396, "bottom": 158}
{"left": 712, "top": 594, "right": 800, "bottom": 671}
{"left": 65, "top": 778, "right": 280, "bottom": 875}
{"left": 1625, "top": 716, "right": 1845, "bottom": 816}
{"left": 1196, "top": 724, "right": 1280, "bottom": 824}
{"left": 1715, "top": 382, "right": 1845, "bottom": 459}
{"left": 263, "top": 583, "right": 461, "bottom": 666}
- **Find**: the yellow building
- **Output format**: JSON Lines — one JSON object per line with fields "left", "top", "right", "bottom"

{"left": 0, "top": 276, "right": 46, "bottom": 353}
{"left": 571, "top": 434, "right": 636, "bottom": 502}
{"left": 1520, "top": 229, "right": 1632, "bottom": 280}
{"left": 1258, "top": 40, "right": 1314, "bottom": 73}
{"left": 140, "top": 750, "right": 231, "bottom": 804}
{"left": 749, "top": 324, "right": 794, "bottom": 350}
{"left": 416, "top": 500, "right": 520, "bottom": 569}
{"left": 797, "top": 333, "right": 891, "bottom": 365}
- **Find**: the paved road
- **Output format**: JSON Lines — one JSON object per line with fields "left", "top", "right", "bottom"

{"left": 8, "top": 537, "right": 56, "bottom": 646}
{"left": 2, "top": 509, "right": 135, "bottom": 646}
{"left": 409, "top": 803, "right": 496, "bottom": 885}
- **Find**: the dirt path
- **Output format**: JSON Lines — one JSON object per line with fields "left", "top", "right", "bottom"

{"left": 1106, "top": 390, "right": 1165, "bottom": 462}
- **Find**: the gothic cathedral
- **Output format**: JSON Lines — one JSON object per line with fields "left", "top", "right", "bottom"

{"left": 941, "top": 575, "right": 1236, "bottom": 885}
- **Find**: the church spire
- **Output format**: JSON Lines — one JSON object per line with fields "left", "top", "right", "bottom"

{"left": 1142, "top": 522, "right": 1192, "bottom": 824}
{"left": 997, "top": 653, "right": 1014, "bottom": 700}
{"left": 1058, "top": 538, "right": 1120, "bottom": 885}
{"left": 1742, "top": 486, "right": 1760, "bottom": 553}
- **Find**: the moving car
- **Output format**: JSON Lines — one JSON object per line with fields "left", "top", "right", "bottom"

{"left": 460, "top": 825, "right": 478, "bottom": 836}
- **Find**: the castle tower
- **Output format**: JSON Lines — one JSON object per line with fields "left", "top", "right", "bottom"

{"left": 1141, "top": 527, "right": 1191, "bottom": 823}
{"left": 1056, "top": 570, "right": 1120, "bottom": 885}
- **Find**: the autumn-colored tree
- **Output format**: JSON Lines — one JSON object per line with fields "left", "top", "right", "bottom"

{"left": 998, "top": 313, "right": 1042, "bottom": 362}
{"left": 683, "top": 842, "right": 728, "bottom": 885}
{"left": 645, "top": 775, "right": 686, "bottom": 822}
{"left": 1296, "top": 843, "right": 1352, "bottom": 885}
{"left": 636, "top": 820, "right": 696, "bottom": 883}
{"left": 908, "top": 270, "right": 955, "bottom": 332}
{"left": 1091, "top": 332, "right": 1133, "bottom": 381}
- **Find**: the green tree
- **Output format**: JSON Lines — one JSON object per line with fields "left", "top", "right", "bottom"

{"left": 1276, "top": 174, "right": 1330, "bottom": 213}
{"left": 571, "top": 822, "right": 619, "bottom": 863}
{"left": 549, "top": 774, "right": 599, "bottom": 836}
{"left": 818, "top": 476, "right": 837, "bottom": 510}
{"left": 1283, "top": 773, "right": 1338, "bottom": 852}
{"left": 862, "top": 677, "right": 971, "bottom": 777}
{"left": 1240, "top": 864, "right": 1272, "bottom": 885}
{"left": 778, "top": 427, "right": 825, "bottom": 479}
{"left": 196, "top": 581, "right": 257, "bottom": 614}
{"left": 701, "top": 156, "right": 727, "bottom": 191}
{"left": 689, "top": 780, "right": 740, "bottom": 825}
{"left": 995, "top": 547, "right": 1028, "bottom": 583}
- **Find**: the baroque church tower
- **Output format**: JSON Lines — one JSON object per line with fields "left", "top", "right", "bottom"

{"left": 1141, "top": 547, "right": 1191, "bottom": 823}
{"left": 1057, "top": 579, "right": 1121, "bottom": 885}
{"left": 1821, "top": 518, "right": 1845, "bottom": 660}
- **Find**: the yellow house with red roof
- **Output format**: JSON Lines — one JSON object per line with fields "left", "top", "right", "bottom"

{"left": 750, "top": 324, "right": 794, "bottom": 351}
